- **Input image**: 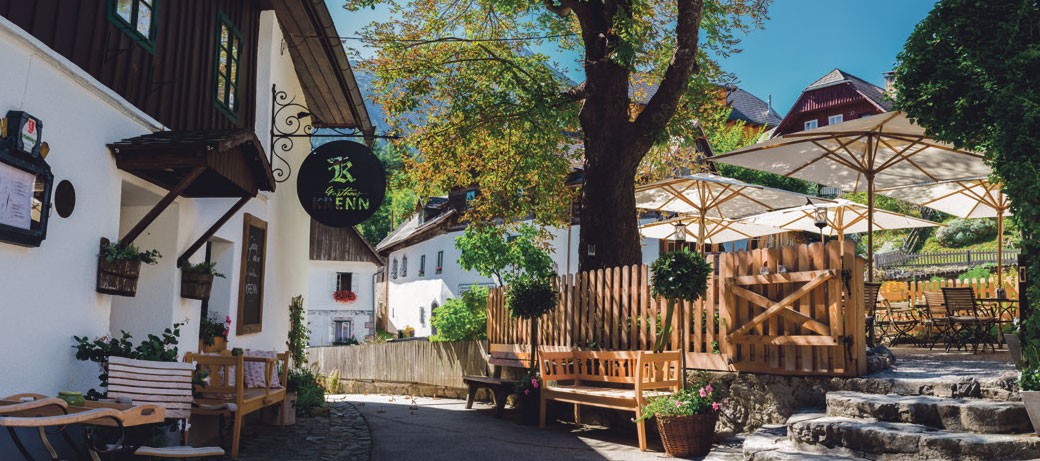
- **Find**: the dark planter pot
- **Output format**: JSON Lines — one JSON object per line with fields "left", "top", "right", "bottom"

{"left": 96, "top": 257, "right": 142, "bottom": 297}
{"left": 181, "top": 271, "right": 215, "bottom": 300}
{"left": 517, "top": 390, "right": 540, "bottom": 425}
{"left": 656, "top": 412, "right": 718, "bottom": 457}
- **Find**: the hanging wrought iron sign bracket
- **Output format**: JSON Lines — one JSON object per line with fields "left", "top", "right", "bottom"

{"left": 269, "top": 84, "right": 398, "bottom": 183}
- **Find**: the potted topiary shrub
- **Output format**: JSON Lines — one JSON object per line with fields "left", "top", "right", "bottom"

{"left": 505, "top": 273, "right": 557, "bottom": 422}
{"left": 96, "top": 238, "right": 161, "bottom": 297}
{"left": 180, "top": 261, "right": 225, "bottom": 300}
{"left": 650, "top": 249, "right": 712, "bottom": 353}
{"left": 637, "top": 375, "right": 725, "bottom": 457}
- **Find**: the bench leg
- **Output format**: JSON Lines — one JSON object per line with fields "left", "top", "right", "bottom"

{"left": 465, "top": 384, "right": 478, "bottom": 410}
{"left": 538, "top": 394, "right": 547, "bottom": 428}
{"left": 493, "top": 388, "right": 510, "bottom": 418}
{"left": 635, "top": 410, "right": 647, "bottom": 451}
{"left": 231, "top": 413, "right": 243, "bottom": 459}
{"left": 574, "top": 403, "right": 581, "bottom": 426}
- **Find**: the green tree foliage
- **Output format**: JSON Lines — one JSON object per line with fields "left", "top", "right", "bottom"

{"left": 347, "top": 0, "right": 769, "bottom": 271}
{"left": 455, "top": 223, "right": 555, "bottom": 286}
{"left": 430, "top": 286, "right": 489, "bottom": 341}
{"left": 355, "top": 142, "right": 420, "bottom": 246}
{"left": 892, "top": 0, "right": 1040, "bottom": 365}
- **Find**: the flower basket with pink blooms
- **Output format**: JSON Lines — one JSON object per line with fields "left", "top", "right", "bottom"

{"left": 513, "top": 368, "right": 541, "bottom": 424}
{"left": 636, "top": 374, "right": 726, "bottom": 457}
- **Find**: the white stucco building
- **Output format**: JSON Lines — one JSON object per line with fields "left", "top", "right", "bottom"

{"left": 307, "top": 223, "right": 383, "bottom": 345}
{"left": 0, "top": 1, "right": 372, "bottom": 401}
{"left": 376, "top": 194, "right": 660, "bottom": 337}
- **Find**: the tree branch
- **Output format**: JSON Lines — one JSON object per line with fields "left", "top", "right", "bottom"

{"left": 543, "top": 0, "right": 573, "bottom": 17}
{"left": 632, "top": 0, "right": 704, "bottom": 139}
{"left": 563, "top": 81, "right": 587, "bottom": 100}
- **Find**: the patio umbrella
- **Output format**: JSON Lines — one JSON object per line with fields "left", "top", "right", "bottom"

{"left": 742, "top": 198, "right": 942, "bottom": 249}
{"left": 878, "top": 177, "right": 1011, "bottom": 284}
{"left": 711, "top": 111, "right": 991, "bottom": 280}
{"left": 635, "top": 173, "right": 820, "bottom": 252}
{"left": 639, "top": 215, "right": 786, "bottom": 245}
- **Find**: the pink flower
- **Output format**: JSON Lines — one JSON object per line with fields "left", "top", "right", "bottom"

{"left": 705, "top": 384, "right": 713, "bottom": 393}
{"left": 712, "top": 402, "right": 720, "bottom": 412}
{"left": 524, "top": 390, "right": 530, "bottom": 395}
{"left": 675, "top": 400, "right": 683, "bottom": 408}
{"left": 531, "top": 378, "right": 539, "bottom": 388}
{"left": 699, "top": 388, "right": 707, "bottom": 398}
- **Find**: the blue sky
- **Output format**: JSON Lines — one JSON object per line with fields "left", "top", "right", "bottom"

{"left": 326, "top": 0, "right": 936, "bottom": 117}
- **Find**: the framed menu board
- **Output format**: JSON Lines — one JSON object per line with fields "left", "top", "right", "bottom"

{"left": 237, "top": 214, "right": 267, "bottom": 334}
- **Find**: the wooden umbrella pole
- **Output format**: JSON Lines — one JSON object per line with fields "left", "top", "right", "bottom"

{"left": 997, "top": 212, "right": 1004, "bottom": 288}
{"left": 867, "top": 175, "right": 876, "bottom": 282}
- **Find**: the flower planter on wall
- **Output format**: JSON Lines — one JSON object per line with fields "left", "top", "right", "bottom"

{"left": 181, "top": 271, "right": 215, "bottom": 300}
{"left": 199, "top": 337, "right": 227, "bottom": 354}
{"left": 96, "top": 257, "right": 141, "bottom": 297}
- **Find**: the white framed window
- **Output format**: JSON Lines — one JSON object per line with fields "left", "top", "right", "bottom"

{"left": 401, "top": 255, "right": 408, "bottom": 277}
{"left": 391, "top": 258, "right": 398, "bottom": 279}
{"left": 334, "top": 320, "right": 353, "bottom": 343}
{"left": 828, "top": 114, "right": 843, "bottom": 125}
{"left": 419, "top": 255, "right": 426, "bottom": 276}
{"left": 336, "top": 272, "right": 353, "bottom": 291}
{"left": 436, "top": 251, "right": 444, "bottom": 274}
{"left": 804, "top": 119, "right": 818, "bottom": 130}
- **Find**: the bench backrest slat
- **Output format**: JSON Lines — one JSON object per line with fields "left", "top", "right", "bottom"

{"left": 107, "top": 356, "right": 195, "bottom": 420}
{"left": 635, "top": 351, "right": 681, "bottom": 392}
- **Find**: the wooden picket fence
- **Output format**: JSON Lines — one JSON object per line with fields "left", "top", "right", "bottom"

{"left": 487, "top": 241, "right": 867, "bottom": 377}
{"left": 879, "top": 275, "right": 1019, "bottom": 303}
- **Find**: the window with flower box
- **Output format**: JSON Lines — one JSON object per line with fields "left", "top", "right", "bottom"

{"left": 436, "top": 251, "right": 444, "bottom": 274}
{"left": 419, "top": 255, "right": 426, "bottom": 276}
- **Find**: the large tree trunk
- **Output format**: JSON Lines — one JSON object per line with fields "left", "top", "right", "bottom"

{"left": 566, "top": 0, "right": 704, "bottom": 272}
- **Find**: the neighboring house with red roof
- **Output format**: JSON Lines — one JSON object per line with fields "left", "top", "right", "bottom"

{"left": 772, "top": 69, "right": 893, "bottom": 137}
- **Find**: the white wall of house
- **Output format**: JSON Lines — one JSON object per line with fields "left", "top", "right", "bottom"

{"left": 384, "top": 224, "right": 660, "bottom": 337}
{"left": 0, "top": 11, "right": 314, "bottom": 395}
{"left": 306, "top": 260, "right": 379, "bottom": 345}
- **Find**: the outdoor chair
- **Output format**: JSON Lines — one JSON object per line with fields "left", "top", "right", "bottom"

{"left": 920, "top": 292, "right": 957, "bottom": 350}
{"left": 107, "top": 356, "right": 225, "bottom": 459}
{"left": 864, "top": 282, "right": 883, "bottom": 347}
{"left": 876, "top": 288, "right": 919, "bottom": 346}
{"left": 942, "top": 287, "right": 997, "bottom": 353}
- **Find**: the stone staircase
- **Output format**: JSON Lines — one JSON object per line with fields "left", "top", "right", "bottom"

{"left": 744, "top": 390, "right": 1040, "bottom": 460}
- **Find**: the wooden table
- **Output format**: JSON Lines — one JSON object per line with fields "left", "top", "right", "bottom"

{"left": 0, "top": 394, "right": 165, "bottom": 460}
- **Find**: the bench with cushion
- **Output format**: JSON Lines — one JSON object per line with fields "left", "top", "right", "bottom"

{"left": 184, "top": 350, "right": 289, "bottom": 458}
{"left": 462, "top": 344, "right": 532, "bottom": 417}
{"left": 538, "top": 350, "right": 680, "bottom": 451}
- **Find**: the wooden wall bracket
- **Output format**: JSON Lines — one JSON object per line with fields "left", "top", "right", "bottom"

{"left": 120, "top": 166, "right": 205, "bottom": 246}
{"left": 177, "top": 195, "right": 251, "bottom": 267}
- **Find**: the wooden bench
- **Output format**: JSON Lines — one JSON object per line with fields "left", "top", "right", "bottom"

{"left": 184, "top": 351, "right": 289, "bottom": 459}
{"left": 538, "top": 350, "right": 680, "bottom": 451}
{"left": 462, "top": 344, "right": 532, "bottom": 417}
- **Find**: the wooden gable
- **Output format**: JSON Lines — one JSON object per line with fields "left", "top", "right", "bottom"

{"left": 310, "top": 220, "right": 383, "bottom": 264}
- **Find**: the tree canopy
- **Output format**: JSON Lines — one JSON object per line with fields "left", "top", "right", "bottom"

{"left": 347, "top": 0, "right": 769, "bottom": 270}
{"left": 892, "top": 0, "right": 1040, "bottom": 361}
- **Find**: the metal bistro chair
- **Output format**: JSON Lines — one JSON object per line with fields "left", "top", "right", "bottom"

{"left": 942, "top": 287, "right": 998, "bottom": 353}
{"left": 876, "top": 288, "right": 920, "bottom": 346}
{"left": 864, "top": 282, "right": 883, "bottom": 348}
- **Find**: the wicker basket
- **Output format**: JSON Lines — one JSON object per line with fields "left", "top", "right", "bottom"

{"left": 96, "top": 257, "right": 142, "bottom": 297}
{"left": 181, "top": 271, "right": 215, "bottom": 300}
{"left": 655, "top": 412, "right": 717, "bottom": 457}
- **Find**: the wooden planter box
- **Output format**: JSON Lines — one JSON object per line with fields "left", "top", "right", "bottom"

{"left": 96, "top": 257, "right": 142, "bottom": 297}
{"left": 181, "top": 271, "right": 215, "bottom": 300}
{"left": 199, "top": 337, "right": 227, "bottom": 354}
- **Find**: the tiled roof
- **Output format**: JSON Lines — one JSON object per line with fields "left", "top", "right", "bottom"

{"left": 805, "top": 69, "right": 893, "bottom": 111}
{"left": 726, "top": 87, "right": 783, "bottom": 127}
{"left": 375, "top": 208, "right": 456, "bottom": 253}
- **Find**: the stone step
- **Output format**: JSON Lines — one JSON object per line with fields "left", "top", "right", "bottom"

{"left": 844, "top": 372, "right": 1019, "bottom": 401}
{"left": 826, "top": 391, "right": 1032, "bottom": 434}
{"left": 744, "top": 424, "right": 870, "bottom": 461}
{"left": 788, "top": 412, "right": 1040, "bottom": 461}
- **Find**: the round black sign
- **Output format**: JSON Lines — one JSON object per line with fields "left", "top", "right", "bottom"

{"left": 297, "top": 140, "right": 386, "bottom": 227}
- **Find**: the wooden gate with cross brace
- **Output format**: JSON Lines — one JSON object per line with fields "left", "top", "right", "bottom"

{"left": 719, "top": 240, "right": 867, "bottom": 376}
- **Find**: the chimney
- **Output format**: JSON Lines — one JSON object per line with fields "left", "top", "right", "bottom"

{"left": 883, "top": 71, "right": 896, "bottom": 99}
{"left": 767, "top": 95, "right": 773, "bottom": 114}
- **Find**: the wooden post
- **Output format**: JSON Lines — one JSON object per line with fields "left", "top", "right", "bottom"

{"left": 867, "top": 173, "right": 876, "bottom": 282}
{"left": 121, "top": 166, "right": 206, "bottom": 246}
{"left": 997, "top": 212, "right": 1004, "bottom": 287}
{"left": 177, "top": 196, "right": 251, "bottom": 267}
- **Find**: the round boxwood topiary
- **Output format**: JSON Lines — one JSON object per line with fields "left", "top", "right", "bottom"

{"left": 506, "top": 275, "right": 558, "bottom": 319}
{"left": 651, "top": 249, "right": 712, "bottom": 302}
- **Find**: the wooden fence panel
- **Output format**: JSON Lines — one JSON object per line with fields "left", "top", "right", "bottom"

{"left": 307, "top": 340, "right": 490, "bottom": 389}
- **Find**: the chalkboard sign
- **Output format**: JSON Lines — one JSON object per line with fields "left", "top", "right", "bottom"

{"left": 297, "top": 140, "right": 386, "bottom": 227}
{"left": 237, "top": 214, "right": 266, "bottom": 334}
